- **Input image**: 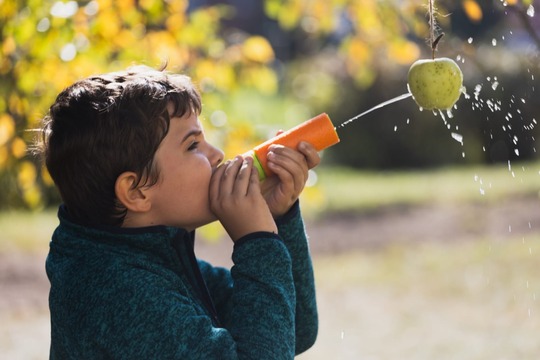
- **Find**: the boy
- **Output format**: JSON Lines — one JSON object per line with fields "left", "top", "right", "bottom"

{"left": 38, "top": 66, "right": 319, "bottom": 359}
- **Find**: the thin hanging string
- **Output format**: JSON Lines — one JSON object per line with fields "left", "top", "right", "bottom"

{"left": 429, "top": 0, "right": 436, "bottom": 59}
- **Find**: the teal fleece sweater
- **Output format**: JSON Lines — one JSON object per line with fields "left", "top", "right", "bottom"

{"left": 47, "top": 202, "right": 318, "bottom": 359}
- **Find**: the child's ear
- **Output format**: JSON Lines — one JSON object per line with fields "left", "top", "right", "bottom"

{"left": 115, "top": 172, "right": 151, "bottom": 213}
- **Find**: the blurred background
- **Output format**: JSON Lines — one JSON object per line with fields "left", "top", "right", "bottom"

{"left": 1, "top": 0, "right": 539, "bottom": 358}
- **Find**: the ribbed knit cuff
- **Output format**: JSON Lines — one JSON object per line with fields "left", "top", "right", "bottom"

{"left": 274, "top": 200, "right": 300, "bottom": 227}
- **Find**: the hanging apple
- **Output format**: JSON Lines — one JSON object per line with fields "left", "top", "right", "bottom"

{"left": 407, "top": 57, "right": 463, "bottom": 111}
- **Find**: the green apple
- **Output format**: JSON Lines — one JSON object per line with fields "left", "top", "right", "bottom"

{"left": 407, "top": 57, "right": 463, "bottom": 111}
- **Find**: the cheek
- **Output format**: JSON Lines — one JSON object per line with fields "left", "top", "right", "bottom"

{"left": 182, "top": 160, "right": 213, "bottom": 191}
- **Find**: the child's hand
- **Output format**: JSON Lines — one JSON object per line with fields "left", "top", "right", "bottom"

{"left": 210, "top": 156, "right": 278, "bottom": 242}
{"left": 261, "top": 141, "right": 320, "bottom": 218}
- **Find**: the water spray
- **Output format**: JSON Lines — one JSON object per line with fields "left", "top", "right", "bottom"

{"left": 245, "top": 93, "right": 412, "bottom": 180}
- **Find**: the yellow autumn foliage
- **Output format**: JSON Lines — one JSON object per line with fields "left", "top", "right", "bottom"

{"left": 11, "top": 137, "right": 27, "bottom": 159}
{"left": 463, "top": 0, "right": 483, "bottom": 23}
{"left": 0, "top": 114, "right": 15, "bottom": 147}
{"left": 242, "top": 36, "right": 275, "bottom": 63}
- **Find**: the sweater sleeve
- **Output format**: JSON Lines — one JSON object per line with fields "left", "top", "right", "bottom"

{"left": 145, "top": 235, "right": 295, "bottom": 359}
{"left": 198, "top": 234, "right": 298, "bottom": 359}
{"left": 275, "top": 201, "right": 319, "bottom": 354}
{"left": 200, "top": 203, "right": 319, "bottom": 356}
{"left": 160, "top": 234, "right": 296, "bottom": 359}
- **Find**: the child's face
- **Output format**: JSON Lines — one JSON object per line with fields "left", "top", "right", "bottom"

{"left": 143, "top": 110, "right": 224, "bottom": 230}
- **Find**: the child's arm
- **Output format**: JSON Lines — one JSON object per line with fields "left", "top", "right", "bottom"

{"left": 204, "top": 142, "right": 320, "bottom": 354}
{"left": 207, "top": 155, "right": 297, "bottom": 357}
{"left": 200, "top": 202, "right": 318, "bottom": 356}
{"left": 261, "top": 141, "right": 320, "bottom": 353}
{"left": 275, "top": 201, "right": 318, "bottom": 354}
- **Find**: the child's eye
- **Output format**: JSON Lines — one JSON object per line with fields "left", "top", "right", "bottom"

{"left": 187, "top": 141, "right": 199, "bottom": 151}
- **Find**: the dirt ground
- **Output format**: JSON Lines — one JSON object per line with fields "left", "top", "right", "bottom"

{"left": 1, "top": 196, "right": 540, "bottom": 359}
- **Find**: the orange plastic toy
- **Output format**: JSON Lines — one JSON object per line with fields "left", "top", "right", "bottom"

{"left": 245, "top": 113, "right": 340, "bottom": 180}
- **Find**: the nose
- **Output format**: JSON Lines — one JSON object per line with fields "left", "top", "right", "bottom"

{"left": 208, "top": 144, "right": 224, "bottom": 167}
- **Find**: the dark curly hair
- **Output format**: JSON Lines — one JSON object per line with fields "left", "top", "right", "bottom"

{"left": 38, "top": 66, "right": 202, "bottom": 226}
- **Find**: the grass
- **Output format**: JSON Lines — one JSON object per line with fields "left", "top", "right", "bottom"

{"left": 313, "top": 160, "right": 540, "bottom": 213}
{"left": 0, "top": 209, "right": 57, "bottom": 252}
{"left": 304, "top": 236, "right": 540, "bottom": 359}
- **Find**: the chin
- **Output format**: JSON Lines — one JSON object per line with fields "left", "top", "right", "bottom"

{"left": 179, "top": 215, "right": 218, "bottom": 232}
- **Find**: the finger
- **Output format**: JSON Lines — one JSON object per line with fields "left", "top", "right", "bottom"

{"left": 298, "top": 141, "right": 321, "bottom": 169}
{"left": 268, "top": 145, "right": 308, "bottom": 187}
{"left": 209, "top": 160, "right": 228, "bottom": 200}
{"left": 268, "top": 158, "right": 305, "bottom": 194}
{"left": 246, "top": 162, "right": 261, "bottom": 195}
{"left": 232, "top": 157, "right": 252, "bottom": 195}
{"left": 267, "top": 152, "right": 299, "bottom": 197}
{"left": 269, "top": 145, "right": 308, "bottom": 172}
{"left": 221, "top": 156, "right": 243, "bottom": 194}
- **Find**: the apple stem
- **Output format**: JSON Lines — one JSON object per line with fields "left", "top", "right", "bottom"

{"left": 432, "top": 33, "right": 445, "bottom": 58}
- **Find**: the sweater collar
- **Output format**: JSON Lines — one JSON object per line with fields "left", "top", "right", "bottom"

{"left": 55, "top": 205, "right": 194, "bottom": 253}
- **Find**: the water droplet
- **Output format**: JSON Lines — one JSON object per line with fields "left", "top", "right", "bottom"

{"left": 451, "top": 132, "right": 463, "bottom": 145}
{"left": 474, "top": 84, "right": 482, "bottom": 100}
{"left": 527, "top": 5, "right": 535, "bottom": 17}
{"left": 468, "top": 37, "right": 474, "bottom": 44}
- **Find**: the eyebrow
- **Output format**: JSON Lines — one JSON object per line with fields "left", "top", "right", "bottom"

{"left": 181, "top": 129, "right": 203, "bottom": 144}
